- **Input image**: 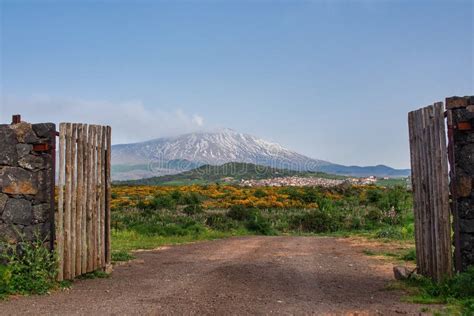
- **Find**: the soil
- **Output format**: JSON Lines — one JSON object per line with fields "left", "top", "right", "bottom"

{"left": 0, "top": 236, "right": 430, "bottom": 315}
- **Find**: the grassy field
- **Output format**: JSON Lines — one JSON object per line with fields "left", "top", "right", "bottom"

{"left": 110, "top": 184, "right": 415, "bottom": 254}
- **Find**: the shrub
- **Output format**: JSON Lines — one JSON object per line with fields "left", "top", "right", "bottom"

{"left": 245, "top": 213, "right": 275, "bottom": 236}
{"left": 291, "top": 208, "right": 343, "bottom": 233}
{"left": 0, "top": 265, "right": 12, "bottom": 296}
{"left": 227, "top": 205, "right": 257, "bottom": 221}
{"left": 0, "top": 237, "right": 57, "bottom": 295}
{"left": 366, "top": 207, "right": 383, "bottom": 223}
{"left": 253, "top": 189, "right": 267, "bottom": 198}
{"left": 206, "top": 214, "right": 239, "bottom": 231}
{"left": 150, "top": 195, "right": 176, "bottom": 209}
{"left": 183, "top": 204, "right": 203, "bottom": 216}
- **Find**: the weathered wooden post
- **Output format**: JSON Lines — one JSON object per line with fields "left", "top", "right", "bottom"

{"left": 408, "top": 103, "right": 452, "bottom": 281}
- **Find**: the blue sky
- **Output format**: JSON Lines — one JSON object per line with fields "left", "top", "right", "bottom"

{"left": 1, "top": 0, "right": 472, "bottom": 168}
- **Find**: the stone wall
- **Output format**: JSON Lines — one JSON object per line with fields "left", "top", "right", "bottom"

{"left": 0, "top": 120, "right": 56, "bottom": 252}
{"left": 447, "top": 96, "right": 474, "bottom": 271}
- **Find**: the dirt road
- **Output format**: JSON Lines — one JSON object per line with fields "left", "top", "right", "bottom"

{"left": 1, "top": 236, "right": 426, "bottom": 315}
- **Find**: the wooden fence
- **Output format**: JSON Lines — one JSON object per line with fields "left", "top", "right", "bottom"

{"left": 56, "top": 123, "right": 112, "bottom": 281}
{"left": 408, "top": 103, "right": 452, "bottom": 281}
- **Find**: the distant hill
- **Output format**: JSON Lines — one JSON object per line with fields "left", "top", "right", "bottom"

{"left": 115, "top": 162, "right": 345, "bottom": 186}
{"left": 111, "top": 128, "right": 410, "bottom": 180}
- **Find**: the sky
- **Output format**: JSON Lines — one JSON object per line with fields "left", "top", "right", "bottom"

{"left": 0, "top": 0, "right": 472, "bottom": 169}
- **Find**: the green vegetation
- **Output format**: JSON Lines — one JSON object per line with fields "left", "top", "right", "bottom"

{"left": 111, "top": 250, "right": 136, "bottom": 262}
{"left": 0, "top": 236, "right": 57, "bottom": 298}
{"left": 376, "top": 177, "right": 409, "bottom": 188}
{"left": 77, "top": 270, "right": 110, "bottom": 280}
{"left": 115, "top": 162, "right": 345, "bottom": 186}
{"left": 112, "top": 185, "right": 415, "bottom": 254}
{"left": 387, "top": 267, "right": 474, "bottom": 315}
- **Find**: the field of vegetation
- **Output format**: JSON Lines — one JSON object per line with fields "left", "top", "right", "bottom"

{"left": 110, "top": 184, "right": 415, "bottom": 253}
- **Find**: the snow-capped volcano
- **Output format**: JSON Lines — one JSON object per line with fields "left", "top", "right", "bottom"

{"left": 113, "top": 128, "right": 327, "bottom": 167}
{"left": 111, "top": 128, "right": 410, "bottom": 180}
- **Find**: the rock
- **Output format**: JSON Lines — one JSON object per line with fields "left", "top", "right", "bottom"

{"left": 16, "top": 144, "right": 33, "bottom": 158}
{"left": 459, "top": 219, "right": 474, "bottom": 233}
{"left": 32, "top": 123, "right": 55, "bottom": 138}
{"left": 18, "top": 155, "right": 45, "bottom": 170}
{"left": 10, "top": 122, "right": 40, "bottom": 143}
{"left": 0, "top": 167, "right": 38, "bottom": 195}
{"left": 2, "top": 198, "right": 32, "bottom": 225}
{"left": 23, "top": 222, "right": 50, "bottom": 241}
{"left": 393, "top": 266, "right": 409, "bottom": 280}
{"left": 0, "top": 125, "right": 18, "bottom": 165}
{"left": 32, "top": 203, "right": 50, "bottom": 223}
{"left": 456, "top": 176, "right": 472, "bottom": 198}
{"left": 0, "top": 223, "right": 21, "bottom": 243}
{"left": 0, "top": 193, "right": 8, "bottom": 215}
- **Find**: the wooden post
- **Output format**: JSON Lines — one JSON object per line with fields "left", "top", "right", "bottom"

{"left": 105, "top": 126, "right": 112, "bottom": 265}
{"left": 70, "top": 124, "right": 77, "bottom": 278}
{"left": 86, "top": 125, "right": 94, "bottom": 272}
{"left": 64, "top": 123, "right": 73, "bottom": 280}
{"left": 75, "top": 124, "right": 84, "bottom": 276}
{"left": 56, "top": 123, "right": 66, "bottom": 281}
{"left": 408, "top": 103, "right": 452, "bottom": 281}
{"left": 96, "top": 126, "right": 102, "bottom": 268}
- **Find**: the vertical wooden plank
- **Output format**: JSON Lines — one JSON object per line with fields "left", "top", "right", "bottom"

{"left": 75, "top": 124, "right": 84, "bottom": 276}
{"left": 409, "top": 104, "right": 453, "bottom": 281}
{"left": 86, "top": 125, "right": 94, "bottom": 272}
{"left": 100, "top": 125, "right": 107, "bottom": 267}
{"left": 105, "top": 126, "right": 112, "bottom": 265}
{"left": 70, "top": 124, "right": 77, "bottom": 278}
{"left": 435, "top": 102, "right": 453, "bottom": 279}
{"left": 96, "top": 126, "right": 102, "bottom": 268}
{"left": 82, "top": 125, "right": 88, "bottom": 273}
{"left": 56, "top": 123, "right": 66, "bottom": 281}
{"left": 419, "top": 108, "right": 430, "bottom": 277}
{"left": 64, "top": 123, "right": 73, "bottom": 280}
{"left": 409, "top": 110, "right": 424, "bottom": 275}
{"left": 92, "top": 125, "right": 98, "bottom": 270}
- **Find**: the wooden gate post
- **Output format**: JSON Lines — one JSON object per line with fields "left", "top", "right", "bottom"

{"left": 408, "top": 102, "right": 452, "bottom": 281}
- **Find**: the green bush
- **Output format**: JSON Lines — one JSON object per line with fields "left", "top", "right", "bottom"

{"left": 150, "top": 195, "right": 176, "bottom": 210}
{"left": 290, "top": 208, "right": 342, "bottom": 233}
{"left": 245, "top": 213, "right": 275, "bottom": 236}
{"left": 206, "top": 214, "right": 240, "bottom": 231}
{"left": 0, "top": 265, "right": 12, "bottom": 296}
{"left": 0, "top": 237, "right": 57, "bottom": 295}
{"left": 253, "top": 189, "right": 267, "bottom": 198}
{"left": 183, "top": 204, "right": 203, "bottom": 216}
{"left": 227, "top": 205, "right": 257, "bottom": 221}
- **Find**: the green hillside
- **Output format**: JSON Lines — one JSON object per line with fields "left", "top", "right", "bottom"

{"left": 115, "top": 162, "right": 344, "bottom": 186}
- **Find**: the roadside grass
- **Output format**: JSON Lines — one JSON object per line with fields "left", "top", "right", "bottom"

{"left": 112, "top": 228, "right": 248, "bottom": 253}
{"left": 0, "top": 236, "right": 58, "bottom": 299}
{"left": 111, "top": 250, "right": 136, "bottom": 262}
{"left": 385, "top": 267, "right": 474, "bottom": 316}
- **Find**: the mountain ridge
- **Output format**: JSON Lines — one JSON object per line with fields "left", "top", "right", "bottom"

{"left": 111, "top": 129, "right": 410, "bottom": 180}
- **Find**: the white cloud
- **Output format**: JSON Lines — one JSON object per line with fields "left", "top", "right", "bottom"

{"left": 192, "top": 114, "right": 204, "bottom": 127}
{"left": 0, "top": 95, "right": 206, "bottom": 144}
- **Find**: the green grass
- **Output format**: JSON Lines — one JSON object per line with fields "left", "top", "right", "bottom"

{"left": 111, "top": 250, "right": 136, "bottom": 262}
{"left": 77, "top": 270, "right": 110, "bottom": 280}
{"left": 385, "top": 267, "right": 474, "bottom": 315}
{"left": 1, "top": 235, "right": 58, "bottom": 297}
{"left": 112, "top": 228, "right": 248, "bottom": 253}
